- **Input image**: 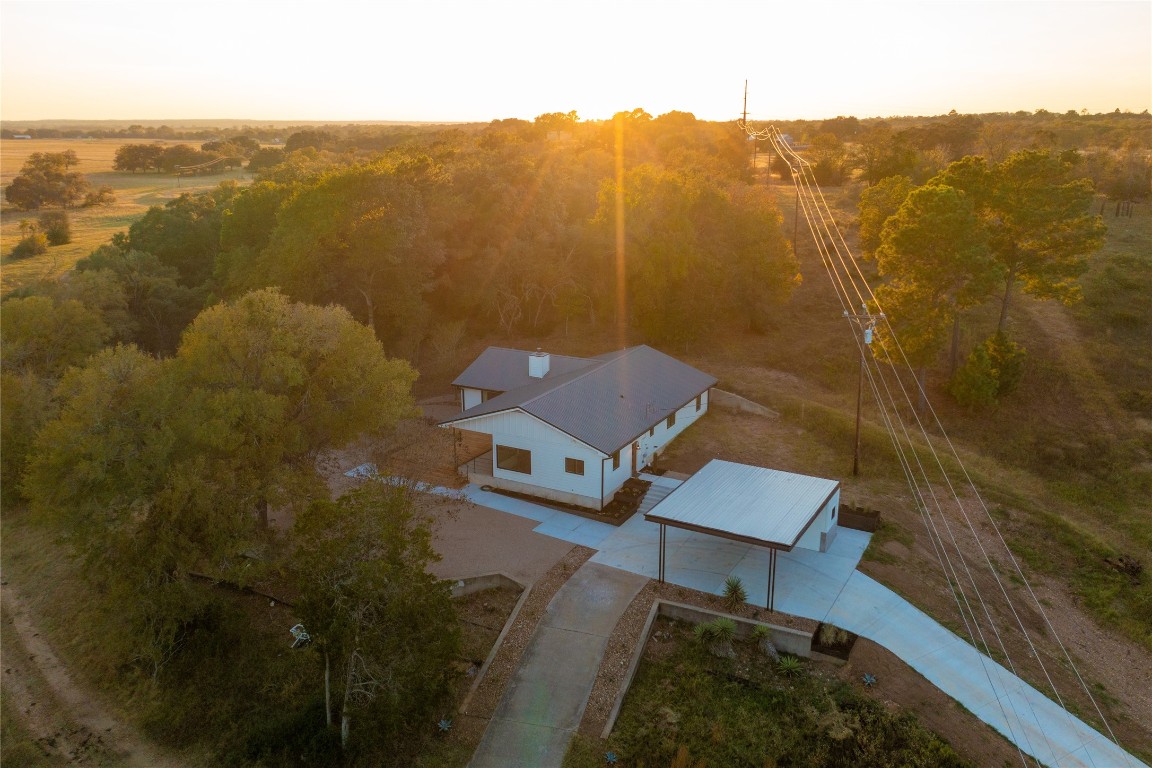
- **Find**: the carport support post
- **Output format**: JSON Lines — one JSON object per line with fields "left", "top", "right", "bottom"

{"left": 766, "top": 548, "right": 777, "bottom": 612}
{"left": 658, "top": 524, "right": 666, "bottom": 582}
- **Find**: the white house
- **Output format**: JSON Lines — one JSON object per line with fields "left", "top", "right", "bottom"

{"left": 440, "top": 345, "right": 717, "bottom": 510}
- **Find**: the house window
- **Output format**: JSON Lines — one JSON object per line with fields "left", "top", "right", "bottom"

{"left": 649, "top": 427, "right": 655, "bottom": 437}
{"left": 666, "top": 412, "right": 676, "bottom": 429}
{"left": 612, "top": 451, "right": 621, "bottom": 471}
{"left": 696, "top": 394, "right": 702, "bottom": 412}
{"left": 565, "top": 457, "right": 585, "bottom": 476}
{"left": 496, "top": 445, "right": 532, "bottom": 474}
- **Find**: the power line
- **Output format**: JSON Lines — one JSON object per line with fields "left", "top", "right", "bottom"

{"left": 740, "top": 111, "right": 1134, "bottom": 767}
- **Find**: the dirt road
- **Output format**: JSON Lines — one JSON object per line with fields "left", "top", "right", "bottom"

{"left": 1, "top": 575, "right": 182, "bottom": 767}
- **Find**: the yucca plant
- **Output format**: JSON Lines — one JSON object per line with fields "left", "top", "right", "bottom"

{"left": 696, "top": 617, "right": 736, "bottom": 659}
{"left": 723, "top": 575, "right": 748, "bottom": 610}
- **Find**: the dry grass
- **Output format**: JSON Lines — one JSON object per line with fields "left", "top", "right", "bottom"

{"left": 1, "top": 139, "right": 250, "bottom": 294}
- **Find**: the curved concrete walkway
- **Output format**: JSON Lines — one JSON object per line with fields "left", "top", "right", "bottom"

{"left": 434, "top": 480, "right": 1146, "bottom": 768}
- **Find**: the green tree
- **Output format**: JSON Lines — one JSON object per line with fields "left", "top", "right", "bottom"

{"left": 214, "top": 181, "right": 296, "bottom": 296}
{"left": 0, "top": 371, "right": 55, "bottom": 505}
{"left": 809, "top": 132, "right": 850, "bottom": 185}
{"left": 285, "top": 129, "right": 334, "bottom": 153}
{"left": 246, "top": 146, "right": 286, "bottom": 173}
{"left": 292, "top": 482, "right": 460, "bottom": 752}
{"left": 174, "top": 288, "right": 419, "bottom": 523}
{"left": 120, "top": 184, "right": 239, "bottom": 287}
{"left": 21, "top": 291, "right": 419, "bottom": 674}
{"left": 255, "top": 159, "right": 442, "bottom": 356}
{"left": 39, "top": 210, "right": 72, "bottom": 245}
{"left": 935, "top": 150, "right": 1106, "bottom": 333}
{"left": 76, "top": 245, "right": 205, "bottom": 353}
{"left": 0, "top": 295, "right": 110, "bottom": 377}
{"left": 857, "top": 175, "right": 914, "bottom": 257}
{"left": 875, "top": 184, "right": 1000, "bottom": 375}
{"left": 157, "top": 144, "right": 211, "bottom": 172}
{"left": 4, "top": 151, "right": 90, "bottom": 210}
{"left": 951, "top": 332, "right": 1027, "bottom": 406}
{"left": 596, "top": 164, "right": 797, "bottom": 347}
{"left": 114, "top": 143, "right": 166, "bottom": 172}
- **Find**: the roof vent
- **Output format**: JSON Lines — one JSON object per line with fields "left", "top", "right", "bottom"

{"left": 529, "top": 349, "right": 550, "bottom": 378}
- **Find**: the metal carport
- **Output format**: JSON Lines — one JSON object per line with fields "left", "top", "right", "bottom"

{"left": 644, "top": 459, "right": 841, "bottom": 610}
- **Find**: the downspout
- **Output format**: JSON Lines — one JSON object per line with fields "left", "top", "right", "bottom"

{"left": 600, "top": 455, "right": 610, "bottom": 511}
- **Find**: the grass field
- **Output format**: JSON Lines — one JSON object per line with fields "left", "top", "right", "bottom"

{"left": 1, "top": 138, "right": 250, "bottom": 294}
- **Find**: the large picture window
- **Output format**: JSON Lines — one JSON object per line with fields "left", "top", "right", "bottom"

{"left": 496, "top": 444, "right": 532, "bottom": 474}
{"left": 565, "top": 457, "right": 585, "bottom": 475}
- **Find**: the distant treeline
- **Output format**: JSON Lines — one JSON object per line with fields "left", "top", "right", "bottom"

{"left": 4, "top": 108, "right": 1150, "bottom": 151}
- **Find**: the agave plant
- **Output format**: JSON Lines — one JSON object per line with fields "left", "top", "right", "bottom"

{"left": 776, "top": 654, "right": 804, "bottom": 677}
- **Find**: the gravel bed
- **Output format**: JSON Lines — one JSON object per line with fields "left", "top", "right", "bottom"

{"left": 577, "top": 580, "right": 817, "bottom": 737}
{"left": 460, "top": 545, "right": 595, "bottom": 720}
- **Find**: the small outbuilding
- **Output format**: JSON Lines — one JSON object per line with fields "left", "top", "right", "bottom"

{"left": 644, "top": 459, "right": 841, "bottom": 609}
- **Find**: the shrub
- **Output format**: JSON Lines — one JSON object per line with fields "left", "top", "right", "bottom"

{"left": 818, "top": 623, "right": 850, "bottom": 647}
{"left": 751, "top": 624, "right": 780, "bottom": 661}
{"left": 950, "top": 343, "right": 998, "bottom": 406}
{"left": 722, "top": 575, "right": 748, "bottom": 610}
{"left": 951, "top": 333, "right": 1027, "bottom": 406}
{"left": 9, "top": 233, "right": 48, "bottom": 260}
{"left": 39, "top": 210, "right": 71, "bottom": 245}
{"left": 694, "top": 617, "right": 736, "bottom": 659}
{"left": 776, "top": 654, "right": 804, "bottom": 677}
{"left": 82, "top": 185, "right": 116, "bottom": 207}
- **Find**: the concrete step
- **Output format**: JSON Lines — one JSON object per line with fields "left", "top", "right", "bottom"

{"left": 638, "top": 483, "right": 674, "bottom": 515}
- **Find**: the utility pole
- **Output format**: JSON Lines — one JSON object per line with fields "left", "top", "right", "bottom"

{"left": 744, "top": 80, "right": 759, "bottom": 180}
{"left": 844, "top": 305, "right": 884, "bottom": 476}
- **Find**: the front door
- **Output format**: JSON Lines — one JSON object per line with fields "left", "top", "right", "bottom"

{"left": 632, "top": 441, "right": 639, "bottom": 475}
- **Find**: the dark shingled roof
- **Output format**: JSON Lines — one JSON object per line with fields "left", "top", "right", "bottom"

{"left": 441, "top": 345, "right": 717, "bottom": 455}
{"left": 451, "top": 347, "right": 597, "bottom": 392}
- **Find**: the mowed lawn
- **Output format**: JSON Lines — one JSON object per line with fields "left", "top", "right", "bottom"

{"left": 1, "top": 138, "right": 251, "bottom": 294}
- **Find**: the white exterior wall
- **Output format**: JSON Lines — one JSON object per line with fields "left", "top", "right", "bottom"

{"left": 635, "top": 390, "right": 710, "bottom": 470}
{"left": 796, "top": 488, "right": 840, "bottom": 552}
{"left": 465, "top": 410, "right": 607, "bottom": 507}
{"left": 450, "top": 389, "right": 711, "bottom": 509}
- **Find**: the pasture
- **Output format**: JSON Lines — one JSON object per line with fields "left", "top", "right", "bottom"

{"left": 1, "top": 138, "right": 250, "bottom": 294}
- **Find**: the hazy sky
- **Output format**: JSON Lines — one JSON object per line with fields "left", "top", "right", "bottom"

{"left": 2, "top": 0, "right": 1149, "bottom": 123}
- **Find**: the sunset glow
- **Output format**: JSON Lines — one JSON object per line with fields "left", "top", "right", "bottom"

{"left": 2, "top": 0, "right": 1150, "bottom": 122}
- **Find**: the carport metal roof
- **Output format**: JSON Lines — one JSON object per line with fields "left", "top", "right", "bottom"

{"left": 644, "top": 459, "right": 840, "bottom": 610}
